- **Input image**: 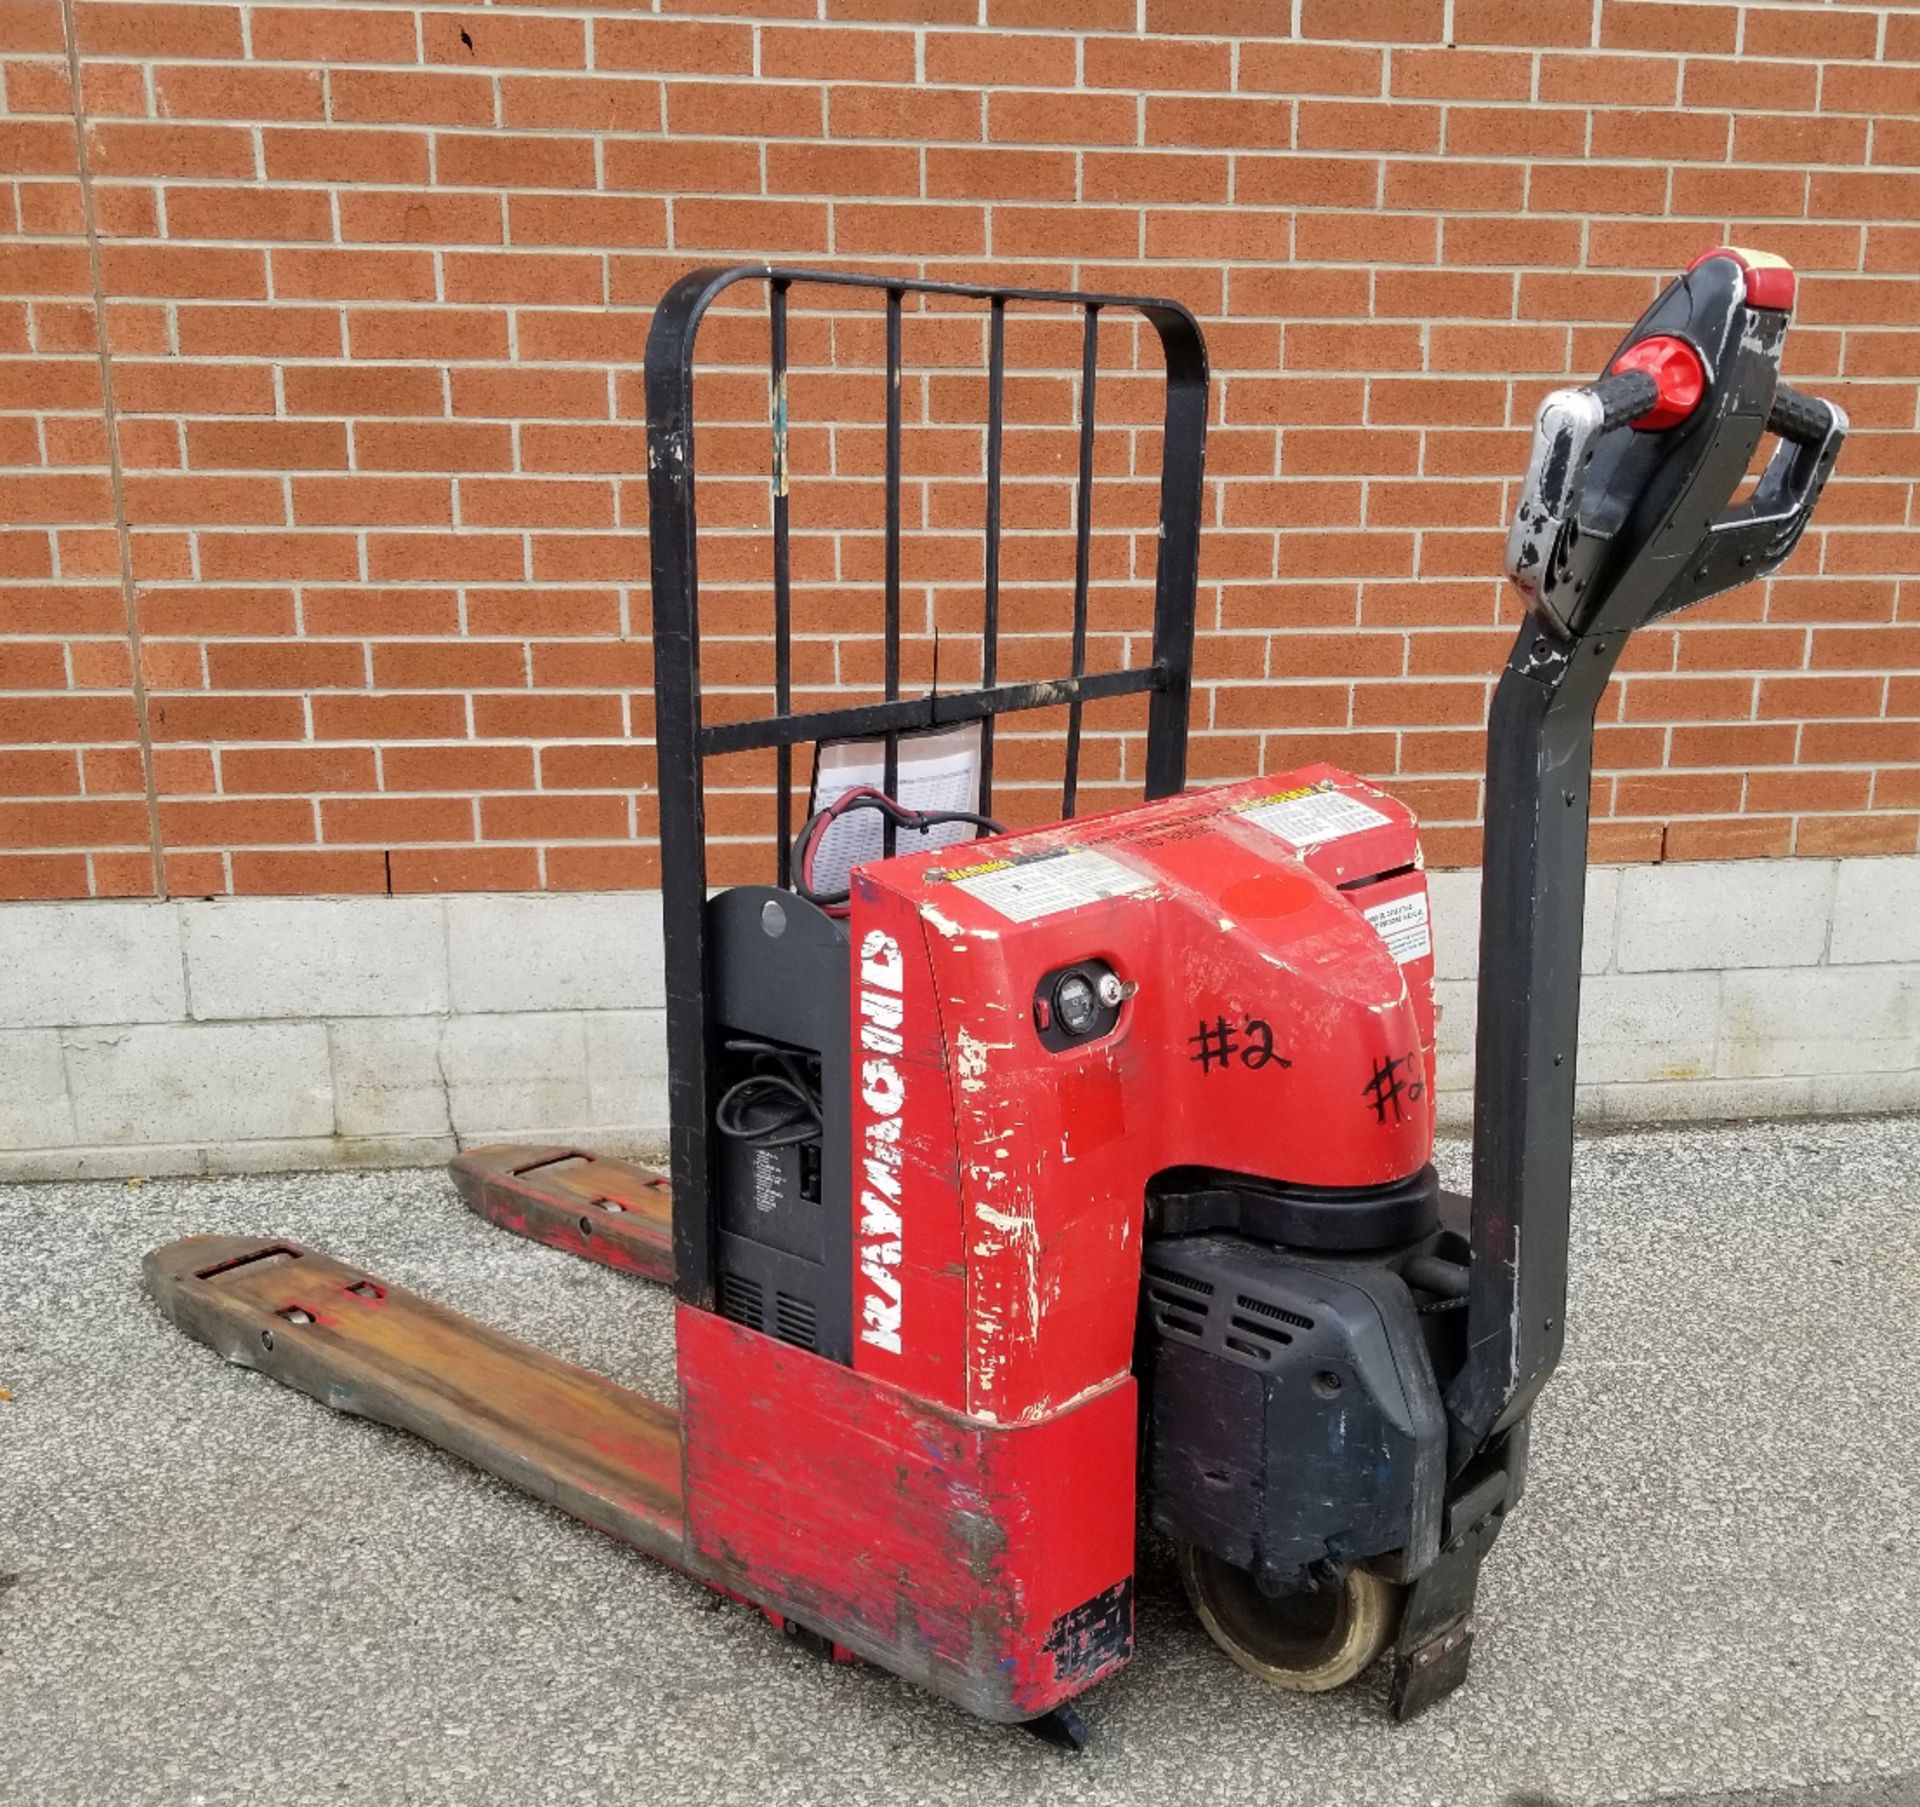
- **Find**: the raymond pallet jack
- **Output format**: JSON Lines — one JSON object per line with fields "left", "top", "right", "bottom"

{"left": 147, "top": 247, "right": 1844, "bottom": 1736}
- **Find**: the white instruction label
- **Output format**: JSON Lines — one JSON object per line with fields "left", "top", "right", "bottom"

{"left": 1363, "top": 891, "right": 1432, "bottom": 965}
{"left": 752, "top": 1146, "right": 783, "bottom": 1214}
{"left": 1237, "top": 788, "right": 1391, "bottom": 849}
{"left": 950, "top": 848, "right": 1153, "bottom": 924}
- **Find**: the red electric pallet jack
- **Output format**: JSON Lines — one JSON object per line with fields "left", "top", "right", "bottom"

{"left": 146, "top": 247, "right": 1844, "bottom": 1739}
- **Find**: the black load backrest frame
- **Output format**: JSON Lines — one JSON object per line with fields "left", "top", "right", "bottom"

{"left": 643, "top": 264, "right": 1210, "bottom": 1309}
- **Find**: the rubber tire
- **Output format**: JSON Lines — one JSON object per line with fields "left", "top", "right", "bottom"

{"left": 1177, "top": 1543, "right": 1403, "bottom": 1694}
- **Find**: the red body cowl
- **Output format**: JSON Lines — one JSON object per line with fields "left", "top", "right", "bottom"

{"left": 682, "top": 765, "right": 1436, "bottom": 1721}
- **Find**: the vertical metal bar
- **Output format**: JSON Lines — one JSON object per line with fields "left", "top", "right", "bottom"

{"left": 769, "top": 280, "right": 793, "bottom": 886}
{"left": 979, "top": 296, "right": 1006, "bottom": 817}
{"left": 882, "top": 285, "right": 902, "bottom": 855}
{"left": 1451, "top": 634, "right": 1620, "bottom": 1457}
{"left": 1141, "top": 304, "right": 1207, "bottom": 800}
{"left": 643, "top": 268, "right": 732, "bottom": 1313}
{"left": 1062, "top": 302, "right": 1099, "bottom": 817}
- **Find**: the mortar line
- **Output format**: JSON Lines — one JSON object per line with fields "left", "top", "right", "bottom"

{"left": 60, "top": 0, "right": 167, "bottom": 901}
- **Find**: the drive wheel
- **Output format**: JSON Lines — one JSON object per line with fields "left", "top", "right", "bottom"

{"left": 1177, "top": 1543, "right": 1402, "bottom": 1693}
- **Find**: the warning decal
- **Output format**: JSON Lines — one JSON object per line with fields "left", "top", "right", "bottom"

{"left": 1236, "top": 787, "right": 1392, "bottom": 849}
{"left": 1363, "top": 891, "right": 1432, "bottom": 965}
{"left": 950, "top": 848, "right": 1153, "bottom": 924}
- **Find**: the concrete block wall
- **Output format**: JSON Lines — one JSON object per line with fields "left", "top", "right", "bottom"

{"left": 4, "top": 855, "right": 1919, "bottom": 1180}
{"left": 0, "top": 891, "right": 667, "bottom": 1180}
{"left": 1426, "top": 854, "right": 1920, "bottom": 1127}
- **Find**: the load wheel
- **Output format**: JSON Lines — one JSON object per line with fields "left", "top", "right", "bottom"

{"left": 1176, "top": 1543, "right": 1404, "bottom": 1693}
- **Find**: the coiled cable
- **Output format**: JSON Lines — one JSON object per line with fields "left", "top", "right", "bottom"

{"left": 713, "top": 1038, "right": 824, "bottom": 1149}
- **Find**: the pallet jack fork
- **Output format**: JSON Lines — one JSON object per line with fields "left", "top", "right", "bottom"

{"left": 147, "top": 249, "right": 1846, "bottom": 1739}
{"left": 450, "top": 1144, "right": 674, "bottom": 1283}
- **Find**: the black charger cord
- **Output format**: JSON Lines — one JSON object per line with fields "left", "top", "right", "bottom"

{"left": 713, "top": 1038, "right": 825, "bottom": 1149}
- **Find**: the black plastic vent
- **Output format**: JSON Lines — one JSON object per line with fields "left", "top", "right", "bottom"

{"left": 1150, "top": 1267, "right": 1214, "bottom": 1296}
{"left": 774, "top": 1291, "right": 818, "bottom": 1351}
{"left": 1237, "top": 1293, "right": 1313, "bottom": 1332}
{"left": 717, "top": 1268, "right": 821, "bottom": 1352}
{"left": 1144, "top": 1265, "right": 1211, "bottom": 1342}
{"left": 1228, "top": 1315, "right": 1290, "bottom": 1353}
{"left": 719, "top": 1270, "right": 764, "bottom": 1328}
{"left": 1142, "top": 1238, "right": 1336, "bottom": 1374}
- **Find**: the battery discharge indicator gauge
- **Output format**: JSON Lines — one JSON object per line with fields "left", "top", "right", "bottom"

{"left": 1053, "top": 972, "right": 1100, "bottom": 1037}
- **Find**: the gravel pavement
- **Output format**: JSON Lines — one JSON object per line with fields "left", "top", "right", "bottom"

{"left": 2, "top": 1118, "right": 1917, "bottom": 1807}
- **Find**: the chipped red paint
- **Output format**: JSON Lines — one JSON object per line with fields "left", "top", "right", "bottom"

{"left": 844, "top": 764, "right": 1433, "bottom": 1426}
{"left": 679, "top": 1304, "right": 1136, "bottom": 1723}
{"left": 450, "top": 1145, "right": 675, "bottom": 1283}
{"left": 676, "top": 765, "right": 1427, "bottom": 1721}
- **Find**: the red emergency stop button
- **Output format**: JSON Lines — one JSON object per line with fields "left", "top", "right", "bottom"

{"left": 1609, "top": 335, "right": 1707, "bottom": 430}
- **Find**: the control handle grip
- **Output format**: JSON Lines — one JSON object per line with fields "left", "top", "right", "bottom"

{"left": 1766, "top": 381, "right": 1835, "bottom": 447}
{"left": 1582, "top": 372, "right": 1830, "bottom": 444}
{"left": 1589, "top": 368, "right": 1659, "bottom": 433}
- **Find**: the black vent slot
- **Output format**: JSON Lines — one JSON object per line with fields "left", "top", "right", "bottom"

{"left": 1145, "top": 1264, "right": 1214, "bottom": 1296}
{"left": 774, "top": 1291, "right": 817, "bottom": 1350}
{"left": 719, "top": 1270, "right": 764, "bottom": 1329}
{"left": 1228, "top": 1313, "right": 1291, "bottom": 1350}
{"left": 1145, "top": 1278, "right": 1209, "bottom": 1341}
{"left": 1141, "top": 1237, "right": 1332, "bottom": 1375}
{"left": 1236, "top": 1294, "right": 1313, "bottom": 1332}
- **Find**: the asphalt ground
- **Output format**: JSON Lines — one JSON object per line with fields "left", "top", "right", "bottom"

{"left": 2, "top": 1118, "right": 1917, "bottom": 1807}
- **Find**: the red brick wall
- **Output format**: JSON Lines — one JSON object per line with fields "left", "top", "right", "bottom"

{"left": 4, "top": 0, "right": 1918, "bottom": 899}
